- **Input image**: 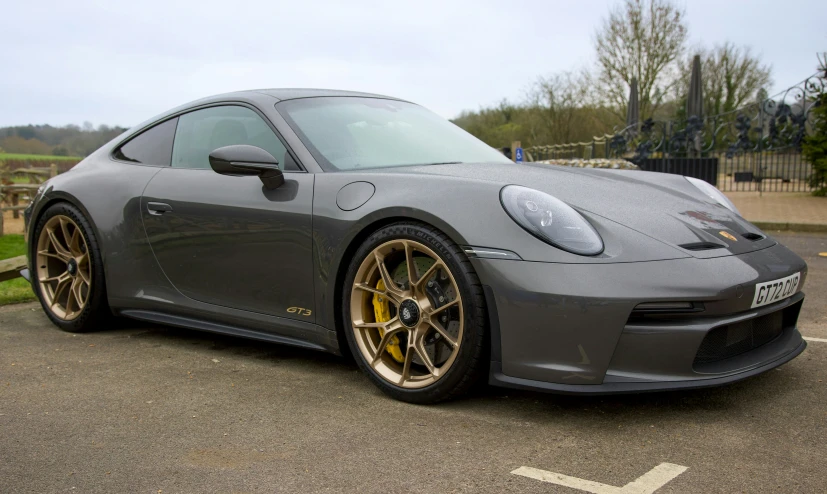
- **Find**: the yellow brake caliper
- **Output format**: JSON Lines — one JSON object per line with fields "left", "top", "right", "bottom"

{"left": 372, "top": 279, "right": 404, "bottom": 363}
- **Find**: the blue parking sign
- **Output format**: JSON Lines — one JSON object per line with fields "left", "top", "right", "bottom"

{"left": 515, "top": 147, "right": 523, "bottom": 163}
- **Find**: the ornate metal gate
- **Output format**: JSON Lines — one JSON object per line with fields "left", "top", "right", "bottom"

{"left": 528, "top": 72, "right": 825, "bottom": 192}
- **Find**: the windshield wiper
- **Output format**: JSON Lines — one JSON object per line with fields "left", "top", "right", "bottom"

{"left": 417, "top": 161, "right": 463, "bottom": 166}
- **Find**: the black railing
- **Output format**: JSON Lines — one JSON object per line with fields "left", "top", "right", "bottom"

{"left": 527, "top": 72, "right": 825, "bottom": 192}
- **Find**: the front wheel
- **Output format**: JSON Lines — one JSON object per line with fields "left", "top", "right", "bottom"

{"left": 343, "top": 222, "right": 487, "bottom": 404}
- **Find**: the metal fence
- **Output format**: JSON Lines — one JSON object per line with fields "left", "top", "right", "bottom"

{"left": 527, "top": 72, "right": 825, "bottom": 192}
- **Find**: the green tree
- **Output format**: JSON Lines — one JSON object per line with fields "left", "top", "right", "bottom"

{"left": 0, "top": 135, "right": 53, "bottom": 155}
{"left": 802, "top": 56, "right": 827, "bottom": 196}
{"left": 452, "top": 100, "right": 525, "bottom": 149}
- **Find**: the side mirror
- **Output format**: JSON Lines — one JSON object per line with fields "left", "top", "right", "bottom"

{"left": 208, "top": 145, "right": 284, "bottom": 189}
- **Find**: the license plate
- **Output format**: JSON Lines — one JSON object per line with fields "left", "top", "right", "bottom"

{"left": 751, "top": 272, "right": 800, "bottom": 308}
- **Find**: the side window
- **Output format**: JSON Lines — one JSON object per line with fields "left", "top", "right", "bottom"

{"left": 113, "top": 117, "right": 178, "bottom": 165}
{"left": 171, "top": 106, "right": 297, "bottom": 171}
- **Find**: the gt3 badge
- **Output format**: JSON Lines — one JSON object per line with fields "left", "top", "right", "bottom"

{"left": 287, "top": 307, "right": 312, "bottom": 316}
{"left": 719, "top": 231, "right": 738, "bottom": 242}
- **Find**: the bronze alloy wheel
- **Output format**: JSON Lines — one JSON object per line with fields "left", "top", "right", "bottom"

{"left": 350, "top": 239, "right": 464, "bottom": 389}
{"left": 35, "top": 215, "right": 92, "bottom": 321}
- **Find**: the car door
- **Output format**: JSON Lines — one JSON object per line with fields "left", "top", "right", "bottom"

{"left": 140, "top": 104, "right": 315, "bottom": 321}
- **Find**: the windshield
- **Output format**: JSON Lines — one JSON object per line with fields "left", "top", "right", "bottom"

{"left": 277, "top": 97, "right": 512, "bottom": 171}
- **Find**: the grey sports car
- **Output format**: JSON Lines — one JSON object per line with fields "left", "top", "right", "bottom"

{"left": 23, "top": 89, "right": 807, "bottom": 403}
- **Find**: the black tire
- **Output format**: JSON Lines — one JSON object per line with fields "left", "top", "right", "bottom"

{"left": 342, "top": 221, "right": 487, "bottom": 404}
{"left": 31, "top": 202, "right": 111, "bottom": 332}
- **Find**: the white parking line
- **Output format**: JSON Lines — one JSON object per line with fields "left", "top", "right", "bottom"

{"left": 511, "top": 463, "right": 688, "bottom": 494}
{"left": 804, "top": 337, "right": 827, "bottom": 343}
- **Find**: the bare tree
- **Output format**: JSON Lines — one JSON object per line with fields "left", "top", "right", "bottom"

{"left": 682, "top": 43, "right": 773, "bottom": 116}
{"left": 527, "top": 70, "right": 591, "bottom": 144}
{"left": 594, "top": 0, "right": 688, "bottom": 121}
{"left": 517, "top": 70, "right": 617, "bottom": 146}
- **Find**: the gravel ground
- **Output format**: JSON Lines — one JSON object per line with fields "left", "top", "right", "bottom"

{"left": 1, "top": 233, "right": 825, "bottom": 493}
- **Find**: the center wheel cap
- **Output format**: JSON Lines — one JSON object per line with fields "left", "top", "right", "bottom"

{"left": 67, "top": 259, "right": 78, "bottom": 277}
{"left": 399, "top": 299, "right": 421, "bottom": 327}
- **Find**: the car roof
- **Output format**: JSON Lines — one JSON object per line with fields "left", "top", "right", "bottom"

{"left": 114, "top": 88, "right": 412, "bottom": 149}
{"left": 250, "top": 88, "right": 407, "bottom": 102}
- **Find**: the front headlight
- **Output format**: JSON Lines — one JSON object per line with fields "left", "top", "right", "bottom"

{"left": 500, "top": 185, "right": 604, "bottom": 256}
{"left": 685, "top": 177, "right": 740, "bottom": 214}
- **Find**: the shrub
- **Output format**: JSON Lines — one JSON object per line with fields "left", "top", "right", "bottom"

{"left": 803, "top": 59, "right": 827, "bottom": 196}
{"left": 803, "top": 90, "right": 827, "bottom": 196}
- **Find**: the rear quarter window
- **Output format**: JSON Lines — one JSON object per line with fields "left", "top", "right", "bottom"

{"left": 113, "top": 117, "right": 178, "bottom": 166}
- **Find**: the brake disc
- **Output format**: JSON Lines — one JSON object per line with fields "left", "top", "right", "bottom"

{"left": 390, "top": 257, "right": 459, "bottom": 367}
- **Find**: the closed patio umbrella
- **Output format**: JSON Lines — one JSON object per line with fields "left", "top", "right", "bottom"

{"left": 686, "top": 55, "right": 703, "bottom": 119}
{"left": 686, "top": 55, "right": 703, "bottom": 156}
{"left": 626, "top": 78, "right": 639, "bottom": 132}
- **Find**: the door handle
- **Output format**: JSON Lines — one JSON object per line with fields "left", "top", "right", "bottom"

{"left": 147, "top": 202, "right": 173, "bottom": 215}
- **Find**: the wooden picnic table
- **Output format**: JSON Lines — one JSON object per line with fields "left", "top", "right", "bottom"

{"left": 0, "top": 164, "right": 58, "bottom": 235}
{"left": 10, "top": 164, "right": 57, "bottom": 182}
{"left": 1, "top": 183, "right": 40, "bottom": 219}
{"left": 0, "top": 255, "right": 27, "bottom": 282}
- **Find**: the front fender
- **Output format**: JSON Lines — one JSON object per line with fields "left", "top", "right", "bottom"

{"left": 312, "top": 173, "right": 480, "bottom": 332}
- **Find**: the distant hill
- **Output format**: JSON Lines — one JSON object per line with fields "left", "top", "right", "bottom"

{"left": 0, "top": 123, "right": 128, "bottom": 158}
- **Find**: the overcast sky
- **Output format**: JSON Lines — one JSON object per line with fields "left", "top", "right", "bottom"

{"left": 1, "top": 0, "right": 824, "bottom": 128}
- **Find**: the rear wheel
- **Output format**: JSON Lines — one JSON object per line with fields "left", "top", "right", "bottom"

{"left": 343, "top": 222, "right": 487, "bottom": 403}
{"left": 32, "top": 203, "right": 111, "bottom": 332}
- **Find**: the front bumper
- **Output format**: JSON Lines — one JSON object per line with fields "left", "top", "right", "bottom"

{"left": 490, "top": 340, "right": 806, "bottom": 394}
{"left": 473, "top": 242, "right": 808, "bottom": 393}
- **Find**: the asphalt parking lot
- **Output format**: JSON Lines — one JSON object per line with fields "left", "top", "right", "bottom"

{"left": 1, "top": 233, "right": 826, "bottom": 493}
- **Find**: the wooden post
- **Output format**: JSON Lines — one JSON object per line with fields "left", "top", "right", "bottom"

{"left": 50, "top": 163, "right": 58, "bottom": 178}
{"left": 511, "top": 141, "right": 521, "bottom": 163}
{"left": 12, "top": 192, "right": 19, "bottom": 219}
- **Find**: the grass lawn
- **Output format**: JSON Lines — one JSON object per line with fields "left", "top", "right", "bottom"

{"left": 0, "top": 234, "right": 35, "bottom": 305}
{"left": 0, "top": 153, "right": 82, "bottom": 162}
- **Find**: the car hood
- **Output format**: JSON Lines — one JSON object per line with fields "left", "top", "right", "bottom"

{"left": 391, "top": 162, "right": 775, "bottom": 258}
